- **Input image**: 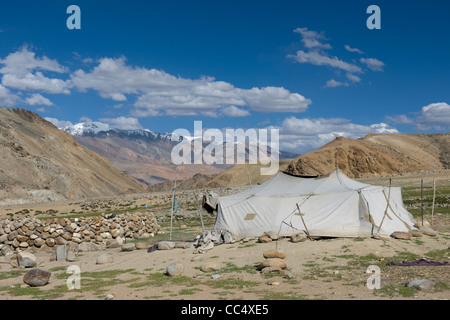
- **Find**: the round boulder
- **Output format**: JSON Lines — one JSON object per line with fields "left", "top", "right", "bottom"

{"left": 23, "top": 269, "right": 51, "bottom": 287}
{"left": 166, "top": 263, "right": 184, "bottom": 277}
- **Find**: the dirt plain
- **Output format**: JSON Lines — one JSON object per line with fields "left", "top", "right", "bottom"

{"left": 0, "top": 171, "right": 448, "bottom": 301}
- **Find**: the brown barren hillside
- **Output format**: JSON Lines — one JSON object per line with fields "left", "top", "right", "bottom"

{"left": 0, "top": 108, "right": 145, "bottom": 205}
{"left": 148, "top": 159, "right": 292, "bottom": 192}
{"left": 286, "top": 133, "right": 450, "bottom": 178}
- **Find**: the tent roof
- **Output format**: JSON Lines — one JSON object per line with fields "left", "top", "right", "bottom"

{"left": 223, "top": 168, "right": 381, "bottom": 200}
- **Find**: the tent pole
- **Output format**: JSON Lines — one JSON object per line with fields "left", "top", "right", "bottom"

{"left": 421, "top": 178, "right": 424, "bottom": 226}
{"left": 377, "top": 178, "right": 391, "bottom": 234}
{"left": 296, "top": 203, "right": 313, "bottom": 241}
{"left": 431, "top": 179, "right": 436, "bottom": 226}
{"left": 170, "top": 180, "right": 177, "bottom": 241}
{"left": 194, "top": 193, "right": 205, "bottom": 233}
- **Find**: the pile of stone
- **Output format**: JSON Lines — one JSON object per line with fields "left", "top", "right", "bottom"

{"left": 259, "top": 249, "right": 294, "bottom": 280}
{"left": 0, "top": 212, "right": 160, "bottom": 251}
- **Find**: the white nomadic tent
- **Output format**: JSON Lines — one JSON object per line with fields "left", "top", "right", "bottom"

{"left": 214, "top": 169, "right": 417, "bottom": 239}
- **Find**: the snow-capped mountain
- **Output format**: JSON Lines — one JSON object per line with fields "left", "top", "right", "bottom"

{"left": 62, "top": 121, "right": 112, "bottom": 136}
{"left": 61, "top": 121, "right": 174, "bottom": 141}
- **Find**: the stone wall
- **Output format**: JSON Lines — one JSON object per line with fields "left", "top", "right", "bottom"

{"left": 0, "top": 212, "right": 160, "bottom": 252}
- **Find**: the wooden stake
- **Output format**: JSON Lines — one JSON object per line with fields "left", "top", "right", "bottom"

{"left": 194, "top": 193, "right": 205, "bottom": 233}
{"left": 170, "top": 180, "right": 177, "bottom": 241}
{"left": 421, "top": 178, "right": 424, "bottom": 226}
{"left": 377, "top": 178, "right": 391, "bottom": 234}
{"left": 431, "top": 179, "right": 436, "bottom": 226}
{"left": 296, "top": 203, "right": 313, "bottom": 241}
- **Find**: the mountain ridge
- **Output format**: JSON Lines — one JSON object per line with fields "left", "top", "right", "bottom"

{"left": 0, "top": 108, "right": 145, "bottom": 205}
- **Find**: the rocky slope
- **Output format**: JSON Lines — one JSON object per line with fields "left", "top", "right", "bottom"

{"left": 148, "top": 159, "right": 293, "bottom": 192}
{"left": 286, "top": 133, "right": 450, "bottom": 178}
{"left": 0, "top": 108, "right": 145, "bottom": 205}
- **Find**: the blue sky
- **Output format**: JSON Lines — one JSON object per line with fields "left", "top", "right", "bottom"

{"left": 0, "top": 0, "right": 449, "bottom": 153}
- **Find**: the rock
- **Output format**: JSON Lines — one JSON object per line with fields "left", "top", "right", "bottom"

{"left": 105, "top": 294, "right": 114, "bottom": 300}
{"left": 96, "top": 253, "right": 113, "bottom": 265}
{"left": 45, "top": 238, "right": 55, "bottom": 247}
{"left": 260, "top": 258, "right": 287, "bottom": 269}
{"left": 263, "top": 250, "right": 287, "bottom": 259}
{"left": 110, "top": 229, "right": 121, "bottom": 238}
{"left": 19, "top": 242, "right": 29, "bottom": 248}
{"left": 265, "top": 231, "right": 278, "bottom": 240}
{"left": 407, "top": 279, "right": 434, "bottom": 291}
{"left": 373, "top": 233, "right": 391, "bottom": 241}
{"left": 78, "top": 242, "right": 99, "bottom": 252}
{"left": 410, "top": 230, "right": 423, "bottom": 237}
{"left": 418, "top": 226, "right": 437, "bottom": 237}
{"left": 7, "top": 230, "right": 18, "bottom": 241}
{"left": 258, "top": 235, "right": 272, "bottom": 243}
{"left": 201, "top": 262, "right": 220, "bottom": 272}
{"left": 261, "top": 266, "right": 283, "bottom": 274}
{"left": 66, "top": 251, "right": 79, "bottom": 262}
{"left": 55, "top": 245, "right": 67, "bottom": 261}
{"left": 166, "top": 263, "right": 184, "bottom": 276}
{"left": 121, "top": 243, "right": 135, "bottom": 252}
{"left": 17, "top": 252, "right": 37, "bottom": 268}
{"left": 1, "top": 246, "right": 13, "bottom": 256}
{"left": 33, "top": 238, "right": 45, "bottom": 247}
{"left": 23, "top": 268, "right": 51, "bottom": 287}
{"left": 105, "top": 239, "right": 119, "bottom": 248}
{"left": 0, "top": 234, "right": 8, "bottom": 243}
{"left": 291, "top": 232, "right": 307, "bottom": 243}
{"left": 390, "top": 231, "right": 412, "bottom": 240}
{"left": 135, "top": 242, "right": 148, "bottom": 250}
{"left": 157, "top": 241, "right": 176, "bottom": 250}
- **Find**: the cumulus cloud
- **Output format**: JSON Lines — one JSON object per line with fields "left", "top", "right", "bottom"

{"left": 0, "top": 47, "right": 71, "bottom": 94}
{"left": 0, "top": 84, "right": 20, "bottom": 107}
{"left": 98, "top": 116, "right": 143, "bottom": 130}
{"left": 388, "top": 102, "right": 450, "bottom": 130}
{"left": 0, "top": 46, "right": 67, "bottom": 76}
{"left": 221, "top": 106, "right": 250, "bottom": 117}
{"left": 25, "top": 93, "right": 54, "bottom": 106}
{"left": 72, "top": 57, "right": 311, "bottom": 117}
{"left": 274, "top": 116, "right": 398, "bottom": 153}
{"left": 44, "top": 117, "right": 73, "bottom": 128}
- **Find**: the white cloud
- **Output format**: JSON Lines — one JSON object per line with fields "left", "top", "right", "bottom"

{"left": 25, "top": 93, "right": 54, "bottom": 106}
{"left": 0, "top": 84, "right": 19, "bottom": 107}
{"left": 388, "top": 102, "right": 450, "bottom": 130}
{"left": 289, "top": 28, "right": 385, "bottom": 88}
{"left": 221, "top": 106, "right": 250, "bottom": 117}
{"left": 98, "top": 116, "right": 143, "bottom": 130}
{"left": 275, "top": 116, "right": 399, "bottom": 153}
{"left": 293, "top": 27, "right": 332, "bottom": 50}
{"left": 346, "top": 73, "right": 361, "bottom": 83}
{"left": 360, "top": 58, "right": 385, "bottom": 71}
{"left": 2, "top": 72, "right": 71, "bottom": 94}
{"left": 0, "top": 47, "right": 67, "bottom": 76}
{"left": 0, "top": 47, "right": 71, "bottom": 95}
{"left": 344, "top": 45, "right": 364, "bottom": 54}
{"left": 325, "top": 79, "right": 348, "bottom": 88}
{"left": 44, "top": 117, "right": 73, "bottom": 128}
{"left": 288, "top": 50, "right": 362, "bottom": 74}
{"left": 72, "top": 57, "right": 311, "bottom": 117}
